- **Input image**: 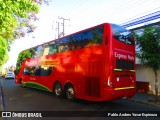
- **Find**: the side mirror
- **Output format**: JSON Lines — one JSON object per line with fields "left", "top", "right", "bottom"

{"left": 14, "top": 70, "right": 18, "bottom": 75}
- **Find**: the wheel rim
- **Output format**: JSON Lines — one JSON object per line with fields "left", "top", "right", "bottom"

{"left": 67, "top": 87, "right": 74, "bottom": 99}
{"left": 55, "top": 84, "right": 62, "bottom": 96}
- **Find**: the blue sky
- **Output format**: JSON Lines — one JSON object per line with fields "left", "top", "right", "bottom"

{"left": 3, "top": 0, "right": 160, "bottom": 68}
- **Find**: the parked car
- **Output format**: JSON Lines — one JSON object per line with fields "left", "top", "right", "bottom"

{"left": 5, "top": 72, "right": 15, "bottom": 79}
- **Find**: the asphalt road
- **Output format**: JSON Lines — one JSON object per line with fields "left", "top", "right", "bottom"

{"left": 0, "top": 78, "right": 160, "bottom": 120}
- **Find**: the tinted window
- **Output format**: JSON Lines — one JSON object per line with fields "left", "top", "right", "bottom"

{"left": 48, "top": 43, "right": 57, "bottom": 54}
{"left": 17, "top": 25, "right": 104, "bottom": 63}
{"left": 23, "top": 67, "right": 30, "bottom": 75}
{"left": 37, "top": 45, "right": 44, "bottom": 57}
{"left": 23, "top": 66, "right": 53, "bottom": 76}
{"left": 31, "top": 47, "right": 38, "bottom": 57}
{"left": 116, "top": 59, "right": 134, "bottom": 70}
{"left": 55, "top": 25, "right": 104, "bottom": 53}
{"left": 111, "top": 24, "right": 135, "bottom": 45}
{"left": 70, "top": 26, "right": 103, "bottom": 48}
{"left": 40, "top": 67, "right": 53, "bottom": 76}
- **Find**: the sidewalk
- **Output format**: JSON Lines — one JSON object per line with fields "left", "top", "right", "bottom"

{"left": 129, "top": 92, "right": 160, "bottom": 108}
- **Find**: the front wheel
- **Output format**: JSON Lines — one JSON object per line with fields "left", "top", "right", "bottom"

{"left": 65, "top": 85, "right": 75, "bottom": 101}
{"left": 20, "top": 79, "right": 25, "bottom": 87}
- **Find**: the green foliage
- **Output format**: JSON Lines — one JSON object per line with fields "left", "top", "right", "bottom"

{"left": 135, "top": 25, "right": 160, "bottom": 101}
{"left": 0, "top": 0, "right": 47, "bottom": 67}
{"left": 16, "top": 50, "right": 32, "bottom": 71}
{"left": 136, "top": 25, "right": 160, "bottom": 71}
{"left": 0, "top": 0, "right": 39, "bottom": 40}
{"left": 0, "top": 36, "right": 8, "bottom": 67}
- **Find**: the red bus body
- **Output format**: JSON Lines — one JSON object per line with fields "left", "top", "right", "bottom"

{"left": 15, "top": 23, "right": 136, "bottom": 101}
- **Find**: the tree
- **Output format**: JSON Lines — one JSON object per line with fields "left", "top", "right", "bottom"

{"left": 0, "top": 0, "right": 39, "bottom": 40}
{"left": 0, "top": 36, "right": 8, "bottom": 67}
{"left": 0, "top": 0, "right": 50, "bottom": 67}
{"left": 135, "top": 25, "right": 160, "bottom": 102}
{"left": 16, "top": 49, "right": 32, "bottom": 71}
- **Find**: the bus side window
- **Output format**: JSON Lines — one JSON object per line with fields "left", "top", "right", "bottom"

{"left": 43, "top": 45, "right": 49, "bottom": 55}
{"left": 30, "top": 47, "right": 38, "bottom": 58}
{"left": 37, "top": 45, "right": 44, "bottom": 57}
{"left": 29, "top": 67, "right": 36, "bottom": 76}
{"left": 35, "top": 66, "right": 41, "bottom": 76}
{"left": 68, "top": 36, "right": 76, "bottom": 50}
{"left": 59, "top": 43, "right": 69, "bottom": 52}
{"left": 40, "top": 67, "right": 53, "bottom": 76}
{"left": 23, "top": 67, "right": 29, "bottom": 75}
{"left": 68, "top": 43, "right": 76, "bottom": 50}
{"left": 48, "top": 44, "right": 57, "bottom": 54}
{"left": 57, "top": 44, "right": 62, "bottom": 53}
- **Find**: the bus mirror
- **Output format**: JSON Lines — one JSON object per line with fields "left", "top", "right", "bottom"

{"left": 14, "top": 70, "right": 18, "bottom": 75}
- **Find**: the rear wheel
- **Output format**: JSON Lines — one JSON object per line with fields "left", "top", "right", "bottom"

{"left": 54, "top": 82, "right": 63, "bottom": 97}
{"left": 65, "top": 85, "right": 75, "bottom": 101}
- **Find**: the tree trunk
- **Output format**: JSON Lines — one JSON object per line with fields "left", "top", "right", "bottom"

{"left": 154, "top": 69, "right": 159, "bottom": 102}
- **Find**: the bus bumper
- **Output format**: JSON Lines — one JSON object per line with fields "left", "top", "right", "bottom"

{"left": 103, "top": 87, "right": 136, "bottom": 101}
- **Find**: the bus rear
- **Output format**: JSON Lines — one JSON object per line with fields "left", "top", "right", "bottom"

{"left": 103, "top": 23, "right": 136, "bottom": 101}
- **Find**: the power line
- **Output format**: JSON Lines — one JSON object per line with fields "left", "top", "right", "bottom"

{"left": 120, "top": 11, "right": 160, "bottom": 28}
{"left": 52, "top": 0, "right": 160, "bottom": 35}
{"left": 97, "top": 0, "right": 149, "bottom": 23}
{"left": 58, "top": 0, "right": 86, "bottom": 17}
{"left": 118, "top": 7, "right": 160, "bottom": 24}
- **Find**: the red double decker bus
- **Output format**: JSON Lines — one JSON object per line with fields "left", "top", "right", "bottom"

{"left": 14, "top": 23, "right": 136, "bottom": 101}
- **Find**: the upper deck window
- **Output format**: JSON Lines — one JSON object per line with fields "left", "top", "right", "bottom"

{"left": 55, "top": 25, "right": 104, "bottom": 52}
{"left": 111, "top": 24, "right": 135, "bottom": 45}
{"left": 16, "top": 25, "right": 104, "bottom": 66}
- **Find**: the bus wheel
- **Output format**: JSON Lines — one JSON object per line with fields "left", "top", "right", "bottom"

{"left": 54, "top": 82, "right": 63, "bottom": 97}
{"left": 65, "top": 85, "right": 75, "bottom": 101}
{"left": 20, "top": 79, "right": 24, "bottom": 87}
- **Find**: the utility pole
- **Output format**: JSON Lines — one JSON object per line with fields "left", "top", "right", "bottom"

{"left": 52, "top": 20, "right": 60, "bottom": 39}
{"left": 56, "top": 21, "right": 60, "bottom": 38}
{"left": 58, "top": 16, "right": 70, "bottom": 37}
